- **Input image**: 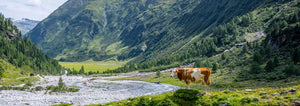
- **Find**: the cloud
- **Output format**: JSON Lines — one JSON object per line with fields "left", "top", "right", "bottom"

{"left": 0, "top": 0, "right": 67, "bottom": 20}
{"left": 27, "top": 0, "right": 42, "bottom": 7}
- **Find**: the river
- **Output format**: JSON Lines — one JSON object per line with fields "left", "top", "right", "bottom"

{"left": 0, "top": 75, "right": 179, "bottom": 105}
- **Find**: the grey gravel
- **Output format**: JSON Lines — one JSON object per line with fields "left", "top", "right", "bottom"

{"left": 0, "top": 75, "right": 179, "bottom": 106}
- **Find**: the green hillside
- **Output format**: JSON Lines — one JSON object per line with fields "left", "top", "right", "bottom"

{"left": 26, "top": 0, "right": 283, "bottom": 62}
{"left": 0, "top": 14, "right": 63, "bottom": 85}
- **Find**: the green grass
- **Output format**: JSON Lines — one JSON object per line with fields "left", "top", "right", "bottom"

{"left": 59, "top": 59, "right": 127, "bottom": 73}
{"left": 0, "top": 59, "right": 39, "bottom": 86}
{"left": 111, "top": 69, "right": 300, "bottom": 91}
{"left": 87, "top": 85, "right": 300, "bottom": 106}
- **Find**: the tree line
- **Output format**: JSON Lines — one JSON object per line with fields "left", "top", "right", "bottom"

{"left": 0, "top": 13, "right": 63, "bottom": 76}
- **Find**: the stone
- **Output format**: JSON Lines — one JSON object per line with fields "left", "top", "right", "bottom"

{"left": 253, "top": 98, "right": 259, "bottom": 102}
{"left": 219, "top": 103, "right": 229, "bottom": 106}
{"left": 151, "top": 81, "right": 161, "bottom": 84}
{"left": 272, "top": 92, "right": 280, "bottom": 96}
{"left": 289, "top": 89, "right": 297, "bottom": 94}
{"left": 289, "top": 89, "right": 297, "bottom": 93}
{"left": 260, "top": 92, "right": 267, "bottom": 96}
{"left": 281, "top": 91, "right": 288, "bottom": 95}
{"left": 293, "top": 100, "right": 300, "bottom": 106}
{"left": 245, "top": 89, "right": 252, "bottom": 91}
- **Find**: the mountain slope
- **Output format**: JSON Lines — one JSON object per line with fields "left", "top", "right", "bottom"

{"left": 26, "top": 0, "right": 274, "bottom": 62}
{"left": 13, "top": 18, "right": 39, "bottom": 35}
{"left": 0, "top": 14, "right": 63, "bottom": 78}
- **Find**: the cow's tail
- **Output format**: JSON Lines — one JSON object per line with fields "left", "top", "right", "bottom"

{"left": 205, "top": 67, "right": 212, "bottom": 86}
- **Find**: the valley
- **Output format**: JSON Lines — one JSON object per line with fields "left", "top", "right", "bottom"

{"left": 0, "top": 0, "right": 300, "bottom": 105}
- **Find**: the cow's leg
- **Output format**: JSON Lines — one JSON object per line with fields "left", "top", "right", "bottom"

{"left": 186, "top": 81, "right": 190, "bottom": 89}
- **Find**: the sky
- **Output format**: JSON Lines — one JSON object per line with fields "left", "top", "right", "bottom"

{"left": 0, "top": 0, "right": 68, "bottom": 21}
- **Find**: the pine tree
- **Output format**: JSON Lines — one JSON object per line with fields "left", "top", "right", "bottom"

{"left": 242, "top": 45, "right": 248, "bottom": 53}
{"left": 273, "top": 57, "right": 280, "bottom": 66}
{"left": 212, "top": 63, "right": 219, "bottom": 72}
{"left": 79, "top": 65, "right": 85, "bottom": 74}
{"left": 156, "top": 70, "right": 161, "bottom": 77}
{"left": 58, "top": 77, "right": 65, "bottom": 91}
{"left": 253, "top": 52, "right": 262, "bottom": 63}
{"left": 250, "top": 62, "right": 262, "bottom": 74}
{"left": 292, "top": 48, "right": 300, "bottom": 64}
{"left": 0, "top": 65, "right": 4, "bottom": 80}
{"left": 265, "top": 60, "right": 275, "bottom": 72}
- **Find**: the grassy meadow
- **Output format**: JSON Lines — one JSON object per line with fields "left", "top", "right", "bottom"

{"left": 59, "top": 60, "right": 127, "bottom": 73}
{"left": 84, "top": 85, "right": 300, "bottom": 106}
{"left": 111, "top": 69, "right": 300, "bottom": 91}
{"left": 0, "top": 59, "right": 39, "bottom": 86}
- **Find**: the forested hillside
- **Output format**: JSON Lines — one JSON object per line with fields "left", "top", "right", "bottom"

{"left": 26, "top": 0, "right": 280, "bottom": 62}
{"left": 0, "top": 14, "right": 63, "bottom": 79}
{"left": 103, "top": 0, "right": 300, "bottom": 80}
{"left": 25, "top": 0, "right": 299, "bottom": 80}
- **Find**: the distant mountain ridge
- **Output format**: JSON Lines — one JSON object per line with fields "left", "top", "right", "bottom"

{"left": 13, "top": 18, "right": 39, "bottom": 35}
{"left": 26, "top": 0, "right": 294, "bottom": 62}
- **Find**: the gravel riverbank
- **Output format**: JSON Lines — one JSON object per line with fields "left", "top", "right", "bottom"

{"left": 0, "top": 75, "right": 179, "bottom": 106}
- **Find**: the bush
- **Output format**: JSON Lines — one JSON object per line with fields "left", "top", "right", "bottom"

{"left": 46, "top": 85, "right": 55, "bottom": 90}
{"left": 240, "top": 97, "right": 252, "bottom": 104}
{"left": 67, "top": 88, "right": 80, "bottom": 92}
{"left": 35, "top": 86, "right": 43, "bottom": 91}
{"left": 284, "top": 64, "right": 300, "bottom": 75}
{"left": 157, "top": 98, "right": 177, "bottom": 106}
{"left": 173, "top": 89, "right": 200, "bottom": 101}
{"left": 25, "top": 81, "right": 33, "bottom": 87}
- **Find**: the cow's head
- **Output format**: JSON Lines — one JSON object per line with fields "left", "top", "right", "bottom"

{"left": 170, "top": 69, "right": 177, "bottom": 78}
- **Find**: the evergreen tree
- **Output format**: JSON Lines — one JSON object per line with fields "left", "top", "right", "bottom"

{"left": 156, "top": 70, "right": 161, "bottom": 77}
{"left": 242, "top": 45, "right": 248, "bottom": 54}
{"left": 58, "top": 77, "right": 65, "bottom": 91}
{"left": 253, "top": 52, "right": 262, "bottom": 63}
{"left": 273, "top": 57, "right": 280, "bottom": 66}
{"left": 250, "top": 62, "right": 262, "bottom": 74}
{"left": 265, "top": 60, "right": 275, "bottom": 72}
{"left": 0, "top": 65, "right": 3, "bottom": 80}
{"left": 79, "top": 65, "right": 85, "bottom": 74}
{"left": 292, "top": 48, "right": 300, "bottom": 64}
{"left": 212, "top": 63, "right": 219, "bottom": 72}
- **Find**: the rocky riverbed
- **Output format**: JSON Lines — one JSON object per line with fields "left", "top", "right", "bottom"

{"left": 0, "top": 75, "right": 179, "bottom": 106}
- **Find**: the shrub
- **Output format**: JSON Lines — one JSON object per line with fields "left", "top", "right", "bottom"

{"left": 25, "top": 81, "right": 33, "bottom": 87}
{"left": 173, "top": 89, "right": 200, "bottom": 101}
{"left": 35, "top": 86, "right": 43, "bottom": 91}
{"left": 223, "top": 90, "right": 230, "bottom": 94}
{"left": 240, "top": 97, "right": 252, "bottom": 104}
{"left": 46, "top": 85, "right": 55, "bottom": 90}
{"left": 156, "top": 98, "right": 177, "bottom": 106}
{"left": 67, "top": 88, "right": 80, "bottom": 92}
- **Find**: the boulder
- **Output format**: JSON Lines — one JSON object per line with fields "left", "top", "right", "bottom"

{"left": 293, "top": 100, "right": 300, "bottom": 106}
{"left": 253, "top": 98, "right": 259, "bottom": 102}
{"left": 260, "top": 92, "right": 267, "bottom": 96}
{"left": 289, "top": 88, "right": 297, "bottom": 94}
{"left": 245, "top": 89, "right": 252, "bottom": 92}
{"left": 219, "top": 103, "right": 229, "bottom": 106}
{"left": 272, "top": 92, "right": 280, "bottom": 96}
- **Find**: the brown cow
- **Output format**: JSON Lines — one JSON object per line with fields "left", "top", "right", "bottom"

{"left": 170, "top": 68, "right": 211, "bottom": 89}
